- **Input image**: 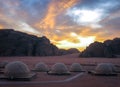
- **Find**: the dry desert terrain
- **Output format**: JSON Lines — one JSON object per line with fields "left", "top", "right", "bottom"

{"left": 0, "top": 53, "right": 120, "bottom": 87}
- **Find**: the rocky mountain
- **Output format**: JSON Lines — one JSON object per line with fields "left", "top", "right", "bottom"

{"left": 0, "top": 29, "right": 80, "bottom": 56}
{"left": 59, "top": 48, "right": 80, "bottom": 55}
{"left": 79, "top": 38, "right": 120, "bottom": 58}
{"left": 0, "top": 29, "right": 60, "bottom": 56}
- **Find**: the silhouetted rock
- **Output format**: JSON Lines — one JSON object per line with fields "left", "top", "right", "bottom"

{"left": 35, "top": 43, "right": 59, "bottom": 56}
{"left": 80, "top": 42, "right": 105, "bottom": 57}
{"left": 59, "top": 49, "right": 68, "bottom": 55}
{"left": 104, "top": 38, "right": 120, "bottom": 57}
{"left": 39, "top": 36, "right": 50, "bottom": 45}
{"left": 80, "top": 38, "right": 120, "bottom": 58}
{"left": 0, "top": 29, "right": 59, "bottom": 56}
{"left": 67, "top": 48, "right": 80, "bottom": 54}
{"left": 59, "top": 48, "right": 80, "bottom": 55}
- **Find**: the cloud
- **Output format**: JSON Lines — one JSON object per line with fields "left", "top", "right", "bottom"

{"left": 0, "top": 0, "right": 42, "bottom": 35}
{"left": 100, "top": 10, "right": 120, "bottom": 30}
{"left": 35, "top": 0, "right": 78, "bottom": 30}
{"left": 0, "top": 25, "right": 4, "bottom": 29}
{"left": 0, "top": 0, "right": 120, "bottom": 51}
{"left": 66, "top": 8, "right": 105, "bottom": 26}
{"left": 75, "top": 0, "right": 120, "bottom": 11}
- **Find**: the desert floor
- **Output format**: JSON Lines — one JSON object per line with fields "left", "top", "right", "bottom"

{"left": 0, "top": 53, "right": 120, "bottom": 87}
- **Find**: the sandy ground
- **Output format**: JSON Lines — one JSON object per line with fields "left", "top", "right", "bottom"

{"left": 0, "top": 53, "right": 120, "bottom": 87}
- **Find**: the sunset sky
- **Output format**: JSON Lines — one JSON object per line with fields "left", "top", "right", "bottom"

{"left": 0, "top": 0, "right": 120, "bottom": 51}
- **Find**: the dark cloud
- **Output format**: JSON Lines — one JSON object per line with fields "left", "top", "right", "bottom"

{"left": 75, "top": 0, "right": 120, "bottom": 10}
{"left": 104, "top": 17, "right": 120, "bottom": 30}
{"left": 20, "top": 0, "right": 50, "bottom": 17}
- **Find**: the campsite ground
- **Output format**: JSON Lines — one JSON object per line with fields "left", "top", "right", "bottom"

{"left": 0, "top": 53, "right": 120, "bottom": 87}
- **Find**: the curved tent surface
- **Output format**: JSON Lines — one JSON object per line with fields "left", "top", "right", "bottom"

{"left": 70, "top": 63, "right": 84, "bottom": 72}
{"left": 33, "top": 62, "right": 49, "bottom": 72}
{"left": 0, "top": 61, "right": 36, "bottom": 80}
{"left": 48, "top": 63, "right": 70, "bottom": 75}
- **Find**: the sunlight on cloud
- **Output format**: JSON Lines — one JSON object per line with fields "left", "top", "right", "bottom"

{"left": 70, "top": 32, "right": 77, "bottom": 37}
{"left": 56, "top": 25, "right": 75, "bottom": 30}
{"left": 66, "top": 8, "right": 104, "bottom": 28}
{"left": 18, "top": 21, "right": 41, "bottom": 36}
{"left": 35, "top": 0, "right": 78, "bottom": 30}
{"left": 56, "top": 36, "right": 95, "bottom": 50}
{"left": 90, "top": 23, "right": 102, "bottom": 29}
{"left": 55, "top": 32, "right": 96, "bottom": 51}
{"left": 0, "top": 0, "right": 120, "bottom": 51}
{"left": 78, "top": 36, "right": 96, "bottom": 47}
{"left": 0, "top": 25, "right": 4, "bottom": 29}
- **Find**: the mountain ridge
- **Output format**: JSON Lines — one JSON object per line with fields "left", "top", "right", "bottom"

{"left": 0, "top": 29, "right": 80, "bottom": 56}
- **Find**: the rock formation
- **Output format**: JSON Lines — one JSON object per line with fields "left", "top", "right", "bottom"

{"left": 59, "top": 48, "right": 80, "bottom": 55}
{"left": 80, "top": 38, "right": 120, "bottom": 58}
{"left": 0, "top": 29, "right": 59, "bottom": 56}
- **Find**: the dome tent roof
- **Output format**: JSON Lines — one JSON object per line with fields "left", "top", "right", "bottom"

{"left": 106, "top": 63, "right": 116, "bottom": 72}
{"left": 90, "top": 63, "right": 117, "bottom": 76}
{"left": 48, "top": 63, "right": 70, "bottom": 75}
{"left": 5, "top": 61, "right": 30, "bottom": 78}
{"left": 0, "top": 61, "right": 36, "bottom": 80}
{"left": 70, "top": 63, "right": 84, "bottom": 72}
{"left": 33, "top": 62, "right": 49, "bottom": 72}
{"left": 95, "top": 63, "right": 113, "bottom": 74}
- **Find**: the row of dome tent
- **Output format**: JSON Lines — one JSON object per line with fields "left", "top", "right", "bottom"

{"left": 0, "top": 61, "right": 119, "bottom": 81}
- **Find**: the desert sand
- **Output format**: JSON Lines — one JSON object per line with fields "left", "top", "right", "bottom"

{"left": 0, "top": 53, "right": 120, "bottom": 87}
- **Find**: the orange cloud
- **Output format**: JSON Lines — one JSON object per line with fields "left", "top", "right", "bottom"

{"left": 1, "top": 0, "right": 119, "bottom": 51}
{"left": 50, "top": 25, "right": 120, "bottom": 51}
{"left": 54, "top": 35, "right": 95, "bottom": 51}
{"left": 77, "top": 26, "right": 120, "bottom": 43}
{"left": 78, "top": 27, "right": 106, "bottom": 42}
{"left": 0, "top": 25, "right": 4, "bottom": 29}
{"left": 35, "top": 0, "right": 78, "bottom": 30}
{"left": 49, "top": 27, "right": 96, "bottom": 51}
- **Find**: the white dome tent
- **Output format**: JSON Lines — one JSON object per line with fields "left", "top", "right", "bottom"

{"left": 70, "top": 63, "right": 85, "bottom": 72}
{"left": 89, "top": 63, "right": 117, "bottom": 76}
{"left": 0, "top": 61, "right": 36, "bottom": 80}
{"left": 48, "top": 63, "right": 70, "bottom": 75}
{"left": 106, "top": 63, "right": 117, "bottom": 72}
{"left": 32, "top": 62, "right": 49, "bottom": 72}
